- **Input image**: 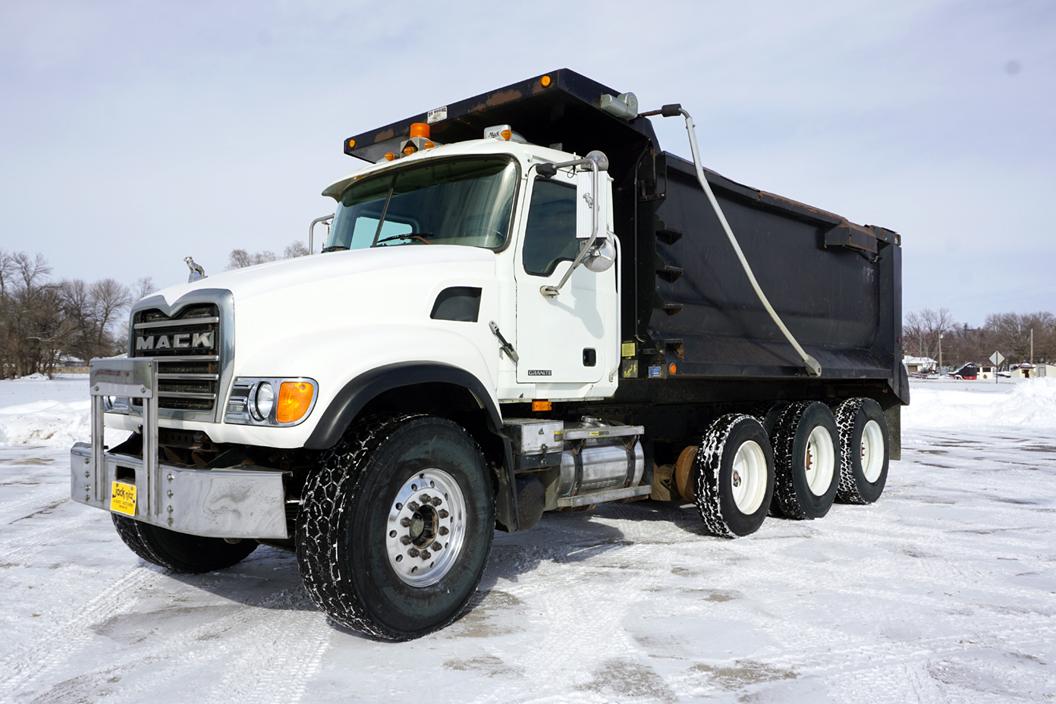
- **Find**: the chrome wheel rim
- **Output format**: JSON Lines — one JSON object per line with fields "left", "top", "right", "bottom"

{"left": 385, "top": 468, "right": 467, "bottom": 587}
{"left": 861, "top": 420, "right": 885, "bottom": 483}
{"left": 731, "top": 440, "right": 768, "bottom": 514}
{"left": 804, "top": 425, "right": 836, "bottom": 496}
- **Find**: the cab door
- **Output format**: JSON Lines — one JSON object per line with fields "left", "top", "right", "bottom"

{"left": 513, "top": 171, "right": 618, "bottom": 387}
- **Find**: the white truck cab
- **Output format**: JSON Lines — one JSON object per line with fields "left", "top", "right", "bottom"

{"left": 102, "top": 135, "right": 619, "bottom": 452}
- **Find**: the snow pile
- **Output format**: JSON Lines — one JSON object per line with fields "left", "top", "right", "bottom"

{"left": 904, "top": 378, "right": 1056, "bottom": 431}
{"left": 0, "top": 375, "right": 92, "bottom": 447}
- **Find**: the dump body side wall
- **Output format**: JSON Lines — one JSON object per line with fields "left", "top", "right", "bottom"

{"left": 624, "top": 152, "right": 905, "bottom": 404}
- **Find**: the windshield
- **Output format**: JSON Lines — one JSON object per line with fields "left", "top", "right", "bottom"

{"left": 325, "top": 157, "right": 519, "bottom": 251}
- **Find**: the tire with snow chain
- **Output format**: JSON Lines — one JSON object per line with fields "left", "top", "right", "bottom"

{"left": 762, "top": 402, "right": 793, "bottom": 436}
{"left": 694, "top": 414, "right": 775, "bottom": 538}
{"left": 768, "top": 401, "right": 840, "bottom": 519}
{"left": 833, "top": 398, "right": 889, "bottom": 504}
{"left": 111, "top": 515, "right": 257, "bottom": 573}
{"left": 295, "top": 414, "right": 495, "bottom": 641}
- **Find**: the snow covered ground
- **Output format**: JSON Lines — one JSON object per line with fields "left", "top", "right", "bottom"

{"left": 1, "top": 376, "right": 1054, "bottom": 703}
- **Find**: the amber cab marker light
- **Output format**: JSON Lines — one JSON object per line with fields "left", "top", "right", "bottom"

{"left": 500, "top": 129, "right": 512, "bottom": 141}
{"left": 383, "top": 152, "right": 396, "bottom": 161}
{"left": 402, "top": 145, "right": 416, "bottom": 156}
{"left": 276, "top": 381, "right": 315, "bottom": 424}
{"left": 409, "top": 122, "right": 431, "bottom": 139}
{"left": 424, "top": 140, "right": 436, "bottom": 149}
{"left": 539, "top": 74, "right": 552, "bottom": 88}
{"left": 346, "top": 138, "right": 356, "bottom": 149}
{"left": 531, "top": 400, "right": 552, "bottom": 412}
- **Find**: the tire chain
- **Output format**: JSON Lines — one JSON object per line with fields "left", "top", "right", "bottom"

{"left": 769, "top": 401, "right": 809, "bottom": 519}
{"left": 112, "top": 514, "right": 171, "bottom": 569}
{"left": 694, "top": 413, "right": 756, "bottom": 538}
{"left": 295, "top": 413, "right": 423, "bottom": 640}
{"left": 833, "top": 398, "right": 869, "bottom": 504}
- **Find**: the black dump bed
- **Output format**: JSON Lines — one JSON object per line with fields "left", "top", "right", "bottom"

{"left": 345, "top": 69, "right": 908, "bottom": 406}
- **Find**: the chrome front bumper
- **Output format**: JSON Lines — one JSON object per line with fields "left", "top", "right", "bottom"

{"left": 70, "top": 358, "right": 289, "bottom": 540}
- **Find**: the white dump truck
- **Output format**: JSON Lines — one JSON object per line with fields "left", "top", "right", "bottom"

{"left": 72, "top": 70, "right": 908, "bottom": 640}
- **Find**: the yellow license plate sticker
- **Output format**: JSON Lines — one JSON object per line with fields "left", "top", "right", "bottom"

{"left": 110, "top": 481, "right": 137, "bottom": 516}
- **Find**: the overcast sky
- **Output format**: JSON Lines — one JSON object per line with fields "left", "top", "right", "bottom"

{"left": 2, "top": 1, "right": 1053, "bottom": 325}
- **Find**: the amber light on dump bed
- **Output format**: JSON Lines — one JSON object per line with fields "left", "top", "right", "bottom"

{"left": 276, "top": 381, "right": 315, "bottom": 423}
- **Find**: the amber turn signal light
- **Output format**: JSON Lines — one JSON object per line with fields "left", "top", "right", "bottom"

{"left": 531, "top": 400, "right": 552, "bottom": 412}
{"left": 276, "top": 381, "right": 315, "bottom": 424}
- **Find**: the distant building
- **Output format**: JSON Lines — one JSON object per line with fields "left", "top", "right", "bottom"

{"left": 903, "top": 355, "right": 937, "bottom": 376}
{"left": 1028, "top": 363, "right": 1056, "bottom": 378}
{"left": 1009, "top": 363, "right": 1035, "bottom": 379}
{"left": 57, "top": 355, "right": 85, "bottom": 368}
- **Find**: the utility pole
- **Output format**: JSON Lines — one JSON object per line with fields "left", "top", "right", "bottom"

{"left": 1030, "top": 328, "right": 1034, "bottom": 364}
{"left": 939, "top": 333, "right": 944, "bottom": 373}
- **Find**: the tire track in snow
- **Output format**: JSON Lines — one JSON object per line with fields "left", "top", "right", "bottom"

{"left": 0, "top": 567, "right": 160, "bottom": 694}
{"left": 490, "top": 542, "right": 656, "bottom": 701}
{"left": 0, "top": 486, "right": 70, "bottom": 525}
{"left": 198, "top": 594, "right": 332, "bottom": 704}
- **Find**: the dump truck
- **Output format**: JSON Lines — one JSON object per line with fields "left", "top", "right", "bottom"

{"left": 71, "top": 69, "right": 908, "bottom": 641}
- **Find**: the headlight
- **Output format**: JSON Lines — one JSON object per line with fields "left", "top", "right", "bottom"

{"left": 251, "top": 382, "right": 275, "bottom": 421}
{"left": 226, "top": 377, "right": 317, "bottom": 426}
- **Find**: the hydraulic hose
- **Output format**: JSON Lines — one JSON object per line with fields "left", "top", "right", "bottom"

{"left": 641, "top": 105, "right": 822, "bottom": 377}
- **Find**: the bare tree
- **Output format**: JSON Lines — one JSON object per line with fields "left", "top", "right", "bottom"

{"left": 90, "top": 279, "right": 131, "bottom": 354}
{"left": 284, "top": 241, "right": 309, "bottom": 259}
{"left": 227, "top": 249, "right": 276, "bottom": 269}
{"left": 903, "top": 308, "right": 956, "bottom": 360}
{"left": 228, "top": 241, "right": 308, "bottom": 269}
{"left": 134, "top": 276, "right": 155, "bottom": 301}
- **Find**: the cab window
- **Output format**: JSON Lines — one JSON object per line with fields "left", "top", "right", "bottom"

{"left": 522, "top": 180, "right": 578, "bottom": 276}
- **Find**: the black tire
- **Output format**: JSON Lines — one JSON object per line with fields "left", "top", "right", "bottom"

{"left": 833, "top": 398, "right": 889, "bottom": 504}
{"left": 762, "top": 401, "right": 793, "bottom": 437}
{"left": 111, "top": 514, "right": 258, "bottom": 573}
{"left": 769, "top": 401, "right": 841, "bottom": 519}
{"left": 296, "top": 414, "right": 495, "bottom": 641}
{"left": 694, "top": 414, "right": 775, "bottom": 538}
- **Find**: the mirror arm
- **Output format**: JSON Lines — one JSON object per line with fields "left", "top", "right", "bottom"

{"left": 540, "top": 152, "right": 606, "bottom": 298}
{"left": 309, "top": 213, "right": 335, "bottom": 253}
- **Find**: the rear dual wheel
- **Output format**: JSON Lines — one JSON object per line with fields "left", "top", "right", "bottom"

{"left": 834, "top": 398, "right": 889, "bottom": 504}
{"left": 694, "top": 415, "right": 776, "bottom": 538}
{"left": 768, "top": 402, "right": 841, "bottom": 519}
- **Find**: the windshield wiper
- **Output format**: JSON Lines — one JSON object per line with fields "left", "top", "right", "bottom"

{"left": 375, "top": 232, "right": 433, "bottom": 246}
{"left": 322, "top": 245, "right": 349, "bottom": 253}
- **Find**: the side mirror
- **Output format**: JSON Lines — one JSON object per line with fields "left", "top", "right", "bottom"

{"left": 575, "top": 152, "right": 611, "bottom": 241}
{"left": 539, "top": 151, "right": 612, "bottom": 298}
{"left": 583, "top": 237, "right": 616, "bottom": 273}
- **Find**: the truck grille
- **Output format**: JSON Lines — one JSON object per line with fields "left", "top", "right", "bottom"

{"left": 131, "top": 303, "right": 221, "bottom": 416}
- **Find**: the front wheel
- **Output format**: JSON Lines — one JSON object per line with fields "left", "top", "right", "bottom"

{"left": 112, "top": 515, "right": 257, "bottom": 573}
{"left": 694, "top": 414, "right": 776, "bottom": 538}
{"left": 295, "top": 415, "right": 495, "bottom": 641}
